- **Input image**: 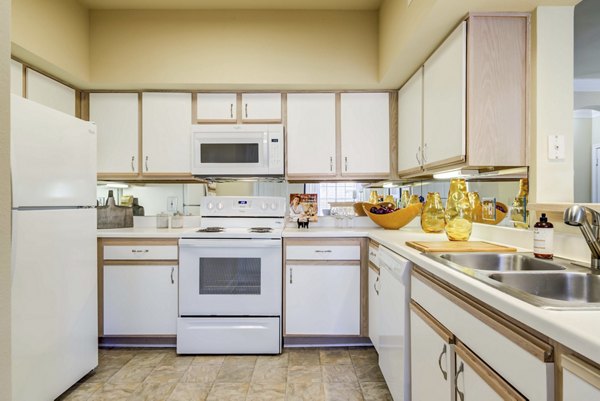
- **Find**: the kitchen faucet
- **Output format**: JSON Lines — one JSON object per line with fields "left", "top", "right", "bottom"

{"left": 564, "top": 205, "right": 600, "bottom": 269}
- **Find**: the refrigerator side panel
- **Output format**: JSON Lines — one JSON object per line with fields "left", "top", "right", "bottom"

{"left": 11, "top": 208, "right": 98, "bottom": 401}
{"left": 11, "top": 95, "right": 97, "bottom": 208}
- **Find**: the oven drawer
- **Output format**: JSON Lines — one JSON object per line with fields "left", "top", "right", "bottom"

{"left": 104, "top": 245, "right": 178, "bottom": 261}
{"left": 177, "top": 317, "right": 281, "bottom": 354}
{"left": 286, "top": 245, "right": 360, "bottom": 260}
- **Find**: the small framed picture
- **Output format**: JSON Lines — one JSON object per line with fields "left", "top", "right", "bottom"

{"left": 289, "top": 194, "right": 318, "bottom": 223}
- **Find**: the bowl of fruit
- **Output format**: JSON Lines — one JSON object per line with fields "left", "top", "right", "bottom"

{"left": 362, "top": 202, "right": 422, "bottom": 230}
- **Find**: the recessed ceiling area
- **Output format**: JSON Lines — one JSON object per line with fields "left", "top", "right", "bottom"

{"left": 77, "top": 0, "right": 384, "bottom": 10}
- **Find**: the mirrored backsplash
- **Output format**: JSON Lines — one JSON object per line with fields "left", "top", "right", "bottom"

{"left": 97, "top": 177, "right": 528, "bottom": 229}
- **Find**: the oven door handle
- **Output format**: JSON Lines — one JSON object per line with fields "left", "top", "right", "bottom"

{"left": 179, "top": 239, "right": 282, "bottom": 248}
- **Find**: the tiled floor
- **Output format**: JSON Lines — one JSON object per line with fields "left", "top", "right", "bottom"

{"left": 57, "top": 347, "right": 392, "bottom": 401}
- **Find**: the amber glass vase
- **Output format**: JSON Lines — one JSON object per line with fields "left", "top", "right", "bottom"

{"left": 510, "top": 178, "right": 529, "bottom": 228}
{"left": 445, "top": 178, "right": 473, "bottom": 241}
{"left": 468, "top": 192, "right": 482, "bottom": 223}
{"left": 421, "top": 192, "right": 445, "bottom": 233}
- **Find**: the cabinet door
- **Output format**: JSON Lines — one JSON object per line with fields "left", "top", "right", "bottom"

{"left": 142, "top": 92, "right": 192, "bottom": 174}
{"left": 26, "top": 69, "right": 76, "bottom": 116}
{"left": 286, "top": 93, "right": 336, "bottom": 176}
{"left": 90, "top": 93, "right": 139, "bottom": 174}
{"left": 423, "top": 21, "right": 466, "bottom": 168}
{"left": 241, "top": 93, "right": 281, "bottom": 121}
{"left": 398, "top": 68, "right": 424, "bottom": 175}
{"left": 368, "top": 267, "right": 380, "bottom": 352}
{"left": 455, "top": 342, "right": 526, "bottom": 401}
{"left": 410, "top": 305, "right": 453, "bottom": 401}
{"left": 340, "top": 93, "right": 390, "bottom": 175}
{"left": 10, "top": 59, "right": 23, "bottom": 96}
{"left": 562, "top": 355, "right": 600, "bottom": 401}
{"left": 104, "top": 264, "right": 178, "bottom": 335}
{"left": 196, "top": 93, "right": 236, "bottom": 122}
{"left": 285, "top": 263, "right": 360, "bottom": 335}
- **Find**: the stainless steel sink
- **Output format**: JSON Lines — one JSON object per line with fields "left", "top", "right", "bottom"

{"left": 488, "top": 272, "right": 600, "bottom": 304}
{"left": 438, "top": 253, "right": 566, "bottom": 271}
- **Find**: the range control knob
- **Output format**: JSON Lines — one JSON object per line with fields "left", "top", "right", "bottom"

{"left": 270, "top": 202, "right": 278, "bottom": 210}
{"left": 217, "top": 202, "right": 224, "bottom": 210}
{"left": 261, "top": 202, "right": 268, "bottom": 211}
{"left": 206, "top": 202, "right": 214, "bottom": 210}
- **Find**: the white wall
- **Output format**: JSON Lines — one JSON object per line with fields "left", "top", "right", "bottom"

{"left": 0, "top": 0, "right": 12, "bottom": 397}
{"left": 573, "top": 116, "right": 592, "bottom": 202}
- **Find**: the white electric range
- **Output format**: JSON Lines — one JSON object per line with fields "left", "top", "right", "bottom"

{"left": 177, "top": 196, "right": 286, "bottom": 354}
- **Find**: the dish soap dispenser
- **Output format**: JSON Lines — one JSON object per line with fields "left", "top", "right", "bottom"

{"left": 534, "top": 213, "right": 553, "bottom": 259}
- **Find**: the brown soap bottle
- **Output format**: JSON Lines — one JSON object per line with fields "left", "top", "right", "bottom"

{"left": 533, "top": 213, "right": 554, "bottom": 259}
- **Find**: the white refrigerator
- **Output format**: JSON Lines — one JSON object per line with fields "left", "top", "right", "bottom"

{"left": 11, "top": 95, "right": 98, "bottom": 401}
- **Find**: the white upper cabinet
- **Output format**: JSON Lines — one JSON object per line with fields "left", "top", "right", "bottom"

{"left": 423, "top": 21, "right": 467, "bottom": 168}
{"left": 287, "top": 93, "right": 336, "bottom": 176}
{"left": 26, "top": 69, "right": 76, "bottom": 116}
{"left": 90, "top": 93, "right": 139, "bottom": 174}
{"left": 196, "top": 93, "right": 236, "bottom": 122}
{"left": 340, "top": 93, "right": 390, "bottom": 176}
{"left": 142, "top": 92, "right": 192, "bottom": 174}
{"left": 10, "top": 59, "right": 23, "bottom": 96}
{"left": 241, "top": 93, "right": 281, "bottom": 121}
{"left": 397, "top": 68, "right": 424, "bottom": 174}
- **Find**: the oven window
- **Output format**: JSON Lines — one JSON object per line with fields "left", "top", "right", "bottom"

{"left": 198, "top": 257, "right": 261, "bottom": 295}
{"left": 200, "top": 143, "right": 259, "bottom": 163}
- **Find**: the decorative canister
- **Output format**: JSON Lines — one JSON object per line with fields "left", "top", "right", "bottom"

{"left": 468, "top": 191, "right": 482, "bottom": 223}
{"left": 421, "top": 192, "right": 445, "bottom": 233}
{"left": 445, "top": 178, "right": 473, "bottom": 241}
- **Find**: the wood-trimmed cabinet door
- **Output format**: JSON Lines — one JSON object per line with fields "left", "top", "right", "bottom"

{"left": 562, "top": 354, "right": 600, "bottom": 401}
{"left": 196, "top": 93, "right": 237, "bottom": 122}
{"left": 90, "top": 92, "right": 140, "bottom": 175}
{"left": 368, "top": 266, "right": 381, "bottom": 352}
{"left": 422, "top": 21, "right": 467, "bottom": 169}
{"left": 285, "top": 263, "right": 360, "bottom": 336}
{"left": 410, "top": 302, "right": 453, "bottom": 401}
{"left": 397, "top": 67, "right": 424, "bottom": 175}
{"left": 241, "top": 93, "right": 282, "bottom": 122}
{"left": 26, "top": 69, "right": 76, "bottom": 116}
{"left": 340, "top": 93, "right": 390, "bottom": 176}
{"left": 142, "top": 92, "right": 192, "bottom": 174}
{"left": 286, "top": 93, "right": 336, "bottom": 177}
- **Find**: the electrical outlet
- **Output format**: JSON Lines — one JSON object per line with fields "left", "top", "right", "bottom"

{"left": 167, "top": 196, "right": 178, "bottom": 212}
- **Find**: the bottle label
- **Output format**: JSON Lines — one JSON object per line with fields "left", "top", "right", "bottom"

{"left": 533, "top": 227, "right": 554, "bottom": 255}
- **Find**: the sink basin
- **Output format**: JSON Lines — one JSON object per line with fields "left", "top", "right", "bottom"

{"left": 489, "top": 272, "right": 600, "bottom": 303}
{"left": 438, "top": 253, "right": 566, "bottom": 271}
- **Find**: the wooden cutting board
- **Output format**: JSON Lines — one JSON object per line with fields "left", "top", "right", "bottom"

{"left": 406, "top": 240, "right": 517, "bottom": 253}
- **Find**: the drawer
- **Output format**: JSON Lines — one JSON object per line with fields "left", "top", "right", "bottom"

{"left": 104, "top": 245, "right": 178, "bottom": 260}
{"left": 286, "top": 244, "right": 360, "bottom": 260}
{"left": 412, "top": 270, "right": 553, "bottom": 401}
{"left": 368, "top": 244, "right": 379, "bottom": 265}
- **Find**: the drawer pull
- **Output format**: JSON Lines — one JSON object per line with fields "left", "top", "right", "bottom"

{"left": 131, "top": 249, "right": 149, "bottom": 253}
{"left": 315, "top": 250, "right": 332, "bottom": 253}
{"left": 438, "top": 344, "right": 448, "bottom": 380}
{"left": 455, "top": 361, "right": 465, "bottom": 401}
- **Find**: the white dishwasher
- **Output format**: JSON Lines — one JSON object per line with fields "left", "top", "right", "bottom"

{"left": 378, "top": 246, "right": 412, "bottom": 401}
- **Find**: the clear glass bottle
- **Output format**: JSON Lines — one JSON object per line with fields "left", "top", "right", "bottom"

{"left": 421, "top": 192, "right": 445, "bottom": 233}
{"left": 445, "top": 178, "right": 473, "bottom": 241}
{"left": 468, "top": 192, "right": 482, "bottom": 223}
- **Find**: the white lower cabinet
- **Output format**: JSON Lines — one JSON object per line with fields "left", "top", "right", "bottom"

{"left": 285, "top": 263, "right": 360, "bottom": 335}
{"left": 368, "top": 266, "right": 380, "bottom": 351}
{"left": 104, "top": 264, "right": 178, "bottom": 335}
{"left": 562, "top": 355, "right": 600, "bottom": 401}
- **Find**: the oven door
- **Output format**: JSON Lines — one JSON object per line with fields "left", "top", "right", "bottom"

{"left": 179, "top": 238, "right": 282, "bottom": 316}
{"left": 191, "top": 130, "right": 269, "bottom": 176}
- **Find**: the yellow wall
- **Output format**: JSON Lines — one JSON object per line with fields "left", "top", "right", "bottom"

{"left": 11, "top": 0, "right": 89, "bottom": 85}
{"left": 89, "top": 10, "right": 379, "bottom": 90}
{"left": 0, "top": 0, "right": 11, "bottom": 398}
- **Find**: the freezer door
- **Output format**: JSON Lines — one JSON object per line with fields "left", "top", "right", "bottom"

{"left": 11, "top": 208, "right": 98, "bottom": 401}
{"left": 11, "top": 95, "right": 97, "bottom": 208}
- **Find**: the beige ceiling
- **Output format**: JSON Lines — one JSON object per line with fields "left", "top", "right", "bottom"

{"left": 77, "top": 0, "right": 383, "bottom": 10}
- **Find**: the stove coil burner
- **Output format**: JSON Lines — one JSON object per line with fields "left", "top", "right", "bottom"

{"left": 197, "top": 227, "right": 225, "bottom": 233}
{"left": 249, "top": 227, "right": 273, "bottom": 233}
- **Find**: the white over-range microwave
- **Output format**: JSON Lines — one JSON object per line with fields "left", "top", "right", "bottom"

{"left": 191, "top": 124, "right": 284, "bottom": 177}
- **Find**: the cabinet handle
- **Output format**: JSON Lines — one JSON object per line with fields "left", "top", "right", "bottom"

{"left": 315, "top": 250, "right": 332, "bottom": 253}
{"left": 145, "top": 156, "right": 149, "bottom": 172}
{"left": 374, "top": 276, "right": 380, "bottom": 295}
{"left": 131, "top": 249, "right": 149, "bottom": 253}
{"left": 170, "top": 267, "right": 175, "bottom": 284}
{"left": 245, "top": 103, "right": 248, "bottom": 118}
{"left": 330, "top": 156, "right": 333, "bottom": 172}
{"left": 230, "top": 103, "right": 234, "bottom": 119}
{"left": 289, "top": 267, "right": 293, "bottom": 284}
{"left": 131, "top": 156, "right": 135, "bottom": 172}
{"left": 344, "top": 156, "right": 348, "bottom": 172}
{"left": 415, "top": 146, "right": 421, "bottom": 165}
{"left": 437, "top": 344, "right": 448, "bottom": 380}
{"left": 423, "top": 143, "right": 428, "bottom": 164}
{"left": 455, "top": 361, "right": 465, "bottom": 401}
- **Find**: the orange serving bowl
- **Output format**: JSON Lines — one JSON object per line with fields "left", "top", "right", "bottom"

{"left": 362, "top": 203, "right": 422, "bottom": 230}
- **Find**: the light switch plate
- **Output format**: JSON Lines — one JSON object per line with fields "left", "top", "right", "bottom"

{"left": 167, "top": 196, "right": 178, "bottom": 212}
{"left": 548, "top": 135, "right": 565, "bottom": 160}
